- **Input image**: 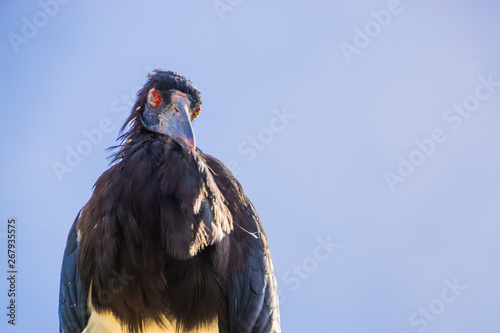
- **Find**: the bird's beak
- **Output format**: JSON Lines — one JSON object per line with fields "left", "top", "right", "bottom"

{"left": 149, "top": 92, "right": 195, "bottom": 151}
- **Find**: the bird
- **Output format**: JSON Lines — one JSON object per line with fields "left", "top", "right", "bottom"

{"left": 58, "top": 70, "right": 280, "bottom": 333}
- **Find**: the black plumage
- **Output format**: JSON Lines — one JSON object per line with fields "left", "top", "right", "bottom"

{"left": 59, "top": 70, "right": 280, "bottom": 333}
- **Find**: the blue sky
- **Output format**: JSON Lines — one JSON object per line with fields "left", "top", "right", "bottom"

{"left": 1, "top": 1, "right": 500, "bottom": 332}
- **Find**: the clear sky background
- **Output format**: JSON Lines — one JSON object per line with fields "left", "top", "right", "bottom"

{"left": 1, "top": 1, "right": 500, "bottom": 332}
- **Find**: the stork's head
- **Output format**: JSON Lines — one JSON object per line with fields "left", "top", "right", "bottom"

{"left": 124, "top": 70, "right": 202, "bottom": 151}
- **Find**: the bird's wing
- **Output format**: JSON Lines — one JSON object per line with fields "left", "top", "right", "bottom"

{"left": 59, "top": 211, "right": 90, "bottom": 333}
{"left": 225, "top": 204, "right": 280, "bottom": 333}
{"left": 200, "top": 153, "right": 280, "bottom": 333}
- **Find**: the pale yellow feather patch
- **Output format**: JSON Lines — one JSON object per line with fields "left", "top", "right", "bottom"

{"left": 84, "top": 284, "right": 219, "bottom": 333}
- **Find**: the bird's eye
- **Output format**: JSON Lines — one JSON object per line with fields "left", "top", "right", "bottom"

{"left": 191, "top": 105, "right": 201, "bottom": 120}
{"left": 147, "top": 88, "right": 162, "bottom": 107}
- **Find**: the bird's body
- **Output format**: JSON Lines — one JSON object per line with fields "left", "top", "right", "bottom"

{"left": 59, "top": 71, "right": 280, "bottom": 333}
